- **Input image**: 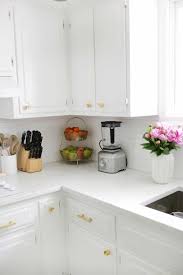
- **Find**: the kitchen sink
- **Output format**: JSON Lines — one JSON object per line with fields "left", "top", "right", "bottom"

{"left": 146, "top": 191, "right": 183, "bottom": 218}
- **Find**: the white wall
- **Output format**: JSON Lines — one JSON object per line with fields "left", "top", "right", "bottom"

{"left": 1, "top": 116, "right": 183, "bottom": 179}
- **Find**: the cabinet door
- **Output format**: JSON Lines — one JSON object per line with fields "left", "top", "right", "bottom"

{"left": 17, "top": 0, "right": 68, "bottom": 115}
{"left": 0, "top": 1, "right": 15, "bottom": 77}
{"left": 118, "top": 250, "right": 165, "bottom": 275}
{"left": 94, "top": 2, "right": 127, "bottom": 114}
{"left": 39, "top": 198, "right": 65, "bottom": 275}
{"left": 68, "top": 223, "right": 116, "bottom": 275}
{"left": 0, "top": 230, "right": 40, "bottom": 275}
{"left": 0, "top": 0, "right": 17, "bottom": 92}
{"left": 69, "top": 7, "right": 95, "bottom": 114}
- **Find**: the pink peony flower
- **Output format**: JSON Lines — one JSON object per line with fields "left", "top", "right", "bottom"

{"left": 151, "top": 128, "right": 161, "bottom": 139}
{"left": 167, "top": 128, "right": 183, "bottom": 145}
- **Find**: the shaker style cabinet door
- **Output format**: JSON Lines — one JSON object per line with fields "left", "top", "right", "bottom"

{"left": 16, "top": 0, "right": 68, "bottom": 115}
{"left": 0, "top": 0, "right": 17, "bottom": 92}
{"left": 118, "top": 250, "right": 165, "bottom": 275}
{"left": 68, "top": 223, "right": 116, "bottom": 275}
{"left": 39, "top": 198, "right": 65, "bottom": 275}
{"left": 0, "top": 1, "right": 15, "bottom": 77}
{"left": 69, "top": 7, "right": 95, "bottom": 114}
{"left": 0, "top": 230, "right": 40, "bottom": 275}
{"left": 94, "top": 1, "right": 127, "bottom": 114}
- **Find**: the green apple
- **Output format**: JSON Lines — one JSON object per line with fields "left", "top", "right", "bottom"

{"left": 83, "top": 148, "right": 92, "bottom": 159}
{"left": 69, "top": 151, "right": 78, "bottom": 161}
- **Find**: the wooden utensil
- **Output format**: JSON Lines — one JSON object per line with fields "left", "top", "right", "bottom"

{"left": 2, "top": 138, "right": 10, "bottom": 156}
{"left": 10, "top": 141, "right": 20, "bottom": 155}
{"left": 9, "top": 135, "right": 20, "bottom": 155}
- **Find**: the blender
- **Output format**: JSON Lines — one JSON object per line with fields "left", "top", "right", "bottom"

{"left": 98, "top": 121, "right": 127, "bottom": 173}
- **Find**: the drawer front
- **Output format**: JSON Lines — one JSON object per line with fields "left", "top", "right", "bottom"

{"left": 0, "top": 203, "right": 37, "bottom": 235}
{"left": 66, "top": 198, "right": 115, "bottom": 242}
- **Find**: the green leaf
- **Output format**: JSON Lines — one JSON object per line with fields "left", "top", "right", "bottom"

{"left": 163, "top": 148, "right": 170, "bottom": 155}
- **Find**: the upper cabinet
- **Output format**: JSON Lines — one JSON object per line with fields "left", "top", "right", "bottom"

{"left": 16, "top": 0, "right": 68, "bottom": 115}
{"left": 0, "top": 0, "right": 158, "bottom": 118}
{"left": 69, "top": 7, "right": 95, "bottom": 114}
{"left": 94, "top": 2, "right": 126, "bottom": 114}
{"left": 0, "top": 0, "right": 69, "bottom": 118}
{"left": 0, "top": 0, "right": 17, "bottom": 93}
{"left": 68, "top": 0, "right": 158, "bottom": 117}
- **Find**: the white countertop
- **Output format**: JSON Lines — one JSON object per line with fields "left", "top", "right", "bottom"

{"left": 1, "top": 161, "right": 183, "bottom": 232}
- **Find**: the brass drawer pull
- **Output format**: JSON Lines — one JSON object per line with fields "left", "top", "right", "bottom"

{"left": 48, "top": 207, "right": 55, "bottom": 213}
{"left": 77, "top": 214, "right": 93, "bottom": 223}
{"left": 104, "top": 249, "right": 111, "bottom": 256}
{"left": 86, "top": 103, "right": 92, "bottom": 108}
{"left": 97, "top": 102, "right": 105, "bottom": 108}
{"left": 0, "top": 220, "right": 16, "bottom": 230}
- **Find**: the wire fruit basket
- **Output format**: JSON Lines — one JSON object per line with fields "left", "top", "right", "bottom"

{"left": 64, "top": 117, "right": 88, "bottom": 141}
{"left": 60, "top": 117, "right": 93, "bottom": 164}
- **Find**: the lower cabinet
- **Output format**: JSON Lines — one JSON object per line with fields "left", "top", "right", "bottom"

{"left": 0, "top": 230, "right": 40, "bottom": 275}
{"left": 39, "top": 196, "right": 65, "bottom": 275}
{"left": 118, "top": 250, "right": 164, "bottom": 275}
{"left": 68, "top": 223, "right": 116, "bottom": 275}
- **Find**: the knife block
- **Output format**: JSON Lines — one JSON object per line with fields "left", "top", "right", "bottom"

{"left": 26, "top": 158, "right": 43, "bottom": 173}
{"left": 17, "top": 145, "right": 43, "bottom": 173}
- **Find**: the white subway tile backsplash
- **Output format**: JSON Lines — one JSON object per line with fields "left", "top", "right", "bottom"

{"left": 1, "top": 116, "right": 183, "bottom": 179}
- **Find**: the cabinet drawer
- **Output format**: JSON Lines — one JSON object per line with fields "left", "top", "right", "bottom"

{"left": 0, "top": 203, "right": 37, "bottom": 235}
{"left": 66, "top": 198, "right": 115, "bottom": 242}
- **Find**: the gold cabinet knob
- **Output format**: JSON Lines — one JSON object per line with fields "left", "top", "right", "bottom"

{"left": 48, "top": 207, "right": 55, "bottom": 213}
{"left": 97, "top": 102, "right": 104, "bottom": 108}
{"left": 104, "top": 249, "right": 111, "bottom": 256}
{"left": 86, "top": 103, "right": 92, "bottom": 108}
{"left": 77, "top": 214, "right": 93, "bottom": 223}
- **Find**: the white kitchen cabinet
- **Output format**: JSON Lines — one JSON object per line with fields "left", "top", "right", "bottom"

{"left": 68, "top": 223, "right": 116, "bottom": 275}
{"left": 0, "top": 0, "right": 69, "bottom": 118}
{"left": 94, "top": 1, "right": 126, "bottom": 114}
{"left": 17, "top": 0, "right": 68, "bottom": 116}
{"left": 39, "top": 196, "right": 65, "bottom": 275}
{"left": 0, "top": 230, "right": 40, "bottom": 275}
{"left": 117, "top": 214, "right": 183, "bottom": 275}
{"left": 68, "top": 0, "right": 158, "bottom": 117}
{"left": 68, "top": 6, "right": 95, "bottom": 114}
{"left": 0, "top": 0, "right": 17, "bottom": 93}
{"left": 118, "top": 250, "right": 164, "bottom": 275}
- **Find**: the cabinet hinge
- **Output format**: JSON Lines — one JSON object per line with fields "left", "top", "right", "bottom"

{"left": 125, "top": 98, "right": 129, "bottom": 105}
{"left": 8, "top": 11, "right": 11, "bottom": 19}
{"left": 11, "top": 58, "right": 14, "bottom": 67}
{"left": 119, "top": 255, "right": 122, "bottom": 265}
{"left": 124, "top": 0, "right": 128, "bottom": 7}
{"left": 63, "top": 20, "right": 65, "bottom": 29}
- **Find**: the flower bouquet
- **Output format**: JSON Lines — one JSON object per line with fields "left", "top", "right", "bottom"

{"left": 142, "top": 123, "right": 183, "bottom": 183}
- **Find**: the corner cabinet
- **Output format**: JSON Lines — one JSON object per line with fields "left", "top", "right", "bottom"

{"left": 68, "top": 0, "right": 158, "bottom": 117}
{"left": 68, "top": 6, "right": 95, "bottom": 115}
{"left": 94, "top": 2, "right": 127, "bottom": 115}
